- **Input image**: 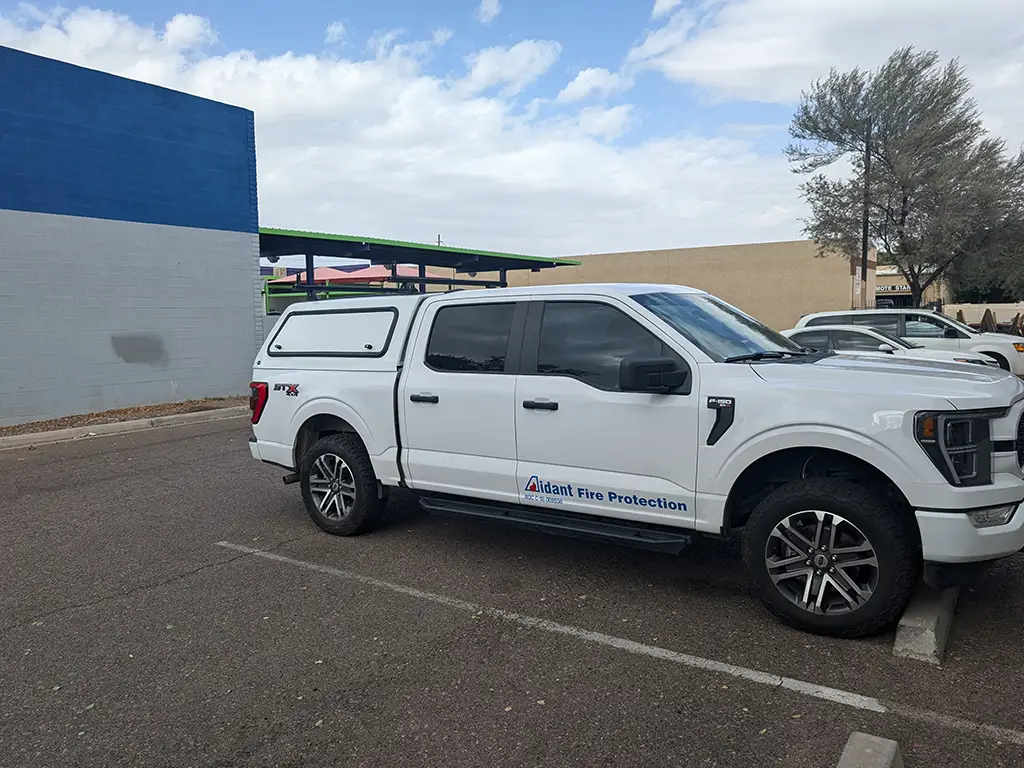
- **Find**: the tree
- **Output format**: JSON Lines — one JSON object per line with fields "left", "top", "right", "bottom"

{"left": 786, "top": 46, "right": 1024, "bottom": 307}
{"left": 947, "top": 217, "right": 1024, "bottom": 302}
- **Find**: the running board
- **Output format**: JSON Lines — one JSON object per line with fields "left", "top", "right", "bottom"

{"left": 418, "top": 496, "right": 692, "bottom": 554}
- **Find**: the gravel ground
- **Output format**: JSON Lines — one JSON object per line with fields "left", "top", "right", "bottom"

{"left": 0, "top": 396, "right": 247, "bottom": 438}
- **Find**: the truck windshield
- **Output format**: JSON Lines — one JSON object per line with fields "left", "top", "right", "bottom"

{"left": 631, "top": 291, "right": 806, "bottom": 362}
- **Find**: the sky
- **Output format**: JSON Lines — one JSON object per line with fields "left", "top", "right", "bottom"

{"left": 1, "top": 0, "right": 1022, "bottom": 260}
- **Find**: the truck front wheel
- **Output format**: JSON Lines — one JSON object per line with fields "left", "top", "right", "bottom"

{"left": 299, "top": 434, "right": 384, "bottom": 536}
{"left": 741, "top": 478, "right": 917, "bottom": 638}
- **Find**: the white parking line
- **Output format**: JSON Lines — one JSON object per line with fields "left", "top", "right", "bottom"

{"left": 216, "top": 541, "right": 1024, "bottom": 746}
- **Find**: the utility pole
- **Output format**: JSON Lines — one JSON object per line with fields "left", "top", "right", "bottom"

{"left": 860, "top": 116, "right": 872, "bottom": 310}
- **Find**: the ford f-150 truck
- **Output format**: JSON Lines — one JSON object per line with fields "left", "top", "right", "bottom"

{"left": 248, "top": 283, "right": 1024, "bottom": 638}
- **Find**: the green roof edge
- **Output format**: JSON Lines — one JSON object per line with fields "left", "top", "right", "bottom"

{"left": 259, "top": 227, "right": 581, "bottom": 267}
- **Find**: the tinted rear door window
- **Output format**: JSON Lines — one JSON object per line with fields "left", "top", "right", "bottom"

{"left": 805, "top": 315, "right": 849, "bottom": 327}
{"left": 789, "top": 330, "right": 831, "bottom": 350}
{"left": 426, "top": 303, "right": 516, "bottom": 373}
{"left": 833, "top": 330, "right": 885, "bottom": 351}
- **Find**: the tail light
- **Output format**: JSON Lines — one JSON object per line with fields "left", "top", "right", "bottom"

{"left": 249, "top": 381, "right": 269, "bottom": 424}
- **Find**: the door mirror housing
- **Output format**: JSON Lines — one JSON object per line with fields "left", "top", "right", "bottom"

{"left": 943, "top": 326, "right": 960, "bottom": 339}
{"left": 620, "top": 357, "right": 689, "bottom": 394}
{"left": 877, "top": 343, "right": 896, "bottom": 353}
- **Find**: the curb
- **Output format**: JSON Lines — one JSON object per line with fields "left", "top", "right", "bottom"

{"left": 836, "top": 732, "right": 903, "bottom": 768}
{"left": 0, "top": 406, "right": 249, "bottom": 451}
{"left": 893, "top": 583, "right": 959, "bottom": 665}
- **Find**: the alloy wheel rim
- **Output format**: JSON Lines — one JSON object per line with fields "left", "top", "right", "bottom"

{"left": 764, "top": 510, "right": 879, "bottom": 615}
{"left": 308, "top": 453, "right": 357, "bottom": 519}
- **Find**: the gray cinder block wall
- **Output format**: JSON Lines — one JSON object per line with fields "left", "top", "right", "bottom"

{"left": 0, "top": 46, "right": 262, "bottom": 427}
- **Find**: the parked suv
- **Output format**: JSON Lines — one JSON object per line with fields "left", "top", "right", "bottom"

{"left": 795, "top": 308, "right": 1024, "bottom": 375}
{"left": 249, "top": 284, "right": 1024, "bottom": 638}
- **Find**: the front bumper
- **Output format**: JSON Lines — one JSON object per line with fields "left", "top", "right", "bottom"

{"left": 916, "top": 503, "right": 1024, "bottom": 563}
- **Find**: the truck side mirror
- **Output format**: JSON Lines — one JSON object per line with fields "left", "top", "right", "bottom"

{"left": 620, "top": 357, "right": 689, "bottom": 394}
{"left": 877, "top": 343, "right": 895, "bottom": 353}
{"left": 943, "top": 327, "right": 959, "bottom": 339}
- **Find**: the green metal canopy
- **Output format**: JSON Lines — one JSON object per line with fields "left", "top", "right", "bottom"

{"left": 259, "top": 227, "right": 580, "bottom": 274}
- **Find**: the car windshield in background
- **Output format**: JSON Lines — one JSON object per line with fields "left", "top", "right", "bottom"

{"left": 942, "top": 315, "right": 978, "bottom": 335}
{"left": 632, "top": 291, "right": 806, "bottom": 362}
{"left": 871, "top": 328, "right": 916, "bottom": 349}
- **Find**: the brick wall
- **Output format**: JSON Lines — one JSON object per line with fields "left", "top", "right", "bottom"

{"left": 0, "top": 210, "right": 260, "bottom": 426}
{"left": 0, "top": 46, "right": 261, "bottom": 426}
{"left": 0, "top": 46, "right": 258, "bottom": 233}
{"left": 499, "top": 240, "right": 869, "bottom": 331}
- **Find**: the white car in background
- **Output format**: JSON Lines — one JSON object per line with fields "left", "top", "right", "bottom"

{"left": 794, "top": 308, "right": 1024, "bottom": 375}
{"left": 781, "top": 325, "right": 1002, "bottom": 369}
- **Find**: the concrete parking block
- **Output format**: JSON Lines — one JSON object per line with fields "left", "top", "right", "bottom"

{"left": 893, "top": 583, "right": 959, "bottom": 665}
{"left": 836, "top": 732, "right": 903, "bottom": 768}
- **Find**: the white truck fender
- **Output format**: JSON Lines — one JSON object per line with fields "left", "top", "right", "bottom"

{"left": 965, "top": 343, "right": 1011, "bottom": 361}
{"left": 710, "top": 424, "right": 920, "bottom": 501}
{"left": 286, "top": 397, "right": 383, "bottom": 462}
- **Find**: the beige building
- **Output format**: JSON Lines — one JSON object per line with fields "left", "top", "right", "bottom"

{"left": 497, "top": 239, "right": 878, "bottom": 331}
{"left": 874, "top": 265, "right": 950, "bottom": 307}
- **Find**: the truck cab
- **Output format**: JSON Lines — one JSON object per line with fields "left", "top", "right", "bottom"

{"left": 249, "top": 284, "right": 1024, "bottom": 639}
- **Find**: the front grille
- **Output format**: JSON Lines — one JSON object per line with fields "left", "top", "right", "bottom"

{"left": 1018, "top": 412, "right": 1024, "bottom": 468}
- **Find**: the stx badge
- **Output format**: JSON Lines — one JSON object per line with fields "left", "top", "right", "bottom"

{"left": 273, "top": 383, "right": 299, "bottom": 397}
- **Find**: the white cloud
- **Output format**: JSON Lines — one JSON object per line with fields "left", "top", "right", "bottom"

{"left": 163, "top": 14, "right": 217, "bottom": 50}
{"left": 630, "top": 0, "right": 1024, "bottom": 148}
{"left": 458, "top": 40, "right": 562, "bottom": 97}
{"left": 574, "top": 105, "right": 636, "bottom": 141}
{"left": 651, "top": 0, "right": 683, "bottom": 18}
{"left": 557, "top": 67, "right": 630, "bottom": 102}
{"left": 0, "top": 5, "right": 809, "bottom": 258}
{"left": 324, "top": 21, "right": 345, "bottom": 45}
{"left": 475, "top": 0, "right": 501, "bottom": 26}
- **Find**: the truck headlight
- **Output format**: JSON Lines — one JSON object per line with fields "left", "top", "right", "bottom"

{"left": 915, "top": 411, "right": 994, "bottom": 486}
{"left": 968, "top": 504, "right": 1017, "bottom": 528}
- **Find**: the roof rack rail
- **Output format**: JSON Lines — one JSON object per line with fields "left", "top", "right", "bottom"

{"left": 259, "top": 227, "right": 578, "bottom": 314}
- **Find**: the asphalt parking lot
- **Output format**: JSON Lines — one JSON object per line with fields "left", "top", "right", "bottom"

{"left": 3, "top": 418, "right": 1024, "bottom": 767}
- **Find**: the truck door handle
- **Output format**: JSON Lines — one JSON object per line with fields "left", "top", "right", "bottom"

{"left": 522, "top": 400, "right": 558, "bottom": 411}
{"left": 410, "top": 393, "right": 439, "bottom": 404}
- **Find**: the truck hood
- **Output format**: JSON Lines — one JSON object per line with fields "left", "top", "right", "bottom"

{"left": 751, "top": 353, "right": 1024, "bottom": 410}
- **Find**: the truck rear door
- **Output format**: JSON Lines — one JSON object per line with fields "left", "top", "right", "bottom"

{"left": 399, "top": 296, "right": 528, "bottom": 504}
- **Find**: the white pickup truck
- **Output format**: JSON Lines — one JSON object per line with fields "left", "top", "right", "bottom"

{"left": 248, "top": 283, "right": 1024, "bottom": 638}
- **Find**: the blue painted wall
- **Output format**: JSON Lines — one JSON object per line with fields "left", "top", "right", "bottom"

{"left": 0, "top": 46, "right": 258, "bottom": 233}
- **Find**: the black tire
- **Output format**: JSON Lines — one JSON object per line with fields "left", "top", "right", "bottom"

{"left": 741, "top": 478, "right": 918, "bottom": 639}
{"left": 299, "top": 433, "right": 384, "bottom": 536}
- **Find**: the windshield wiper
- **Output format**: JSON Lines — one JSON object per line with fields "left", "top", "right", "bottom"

{"left": 724, "top": 350, "right": 807, "bottom": 363}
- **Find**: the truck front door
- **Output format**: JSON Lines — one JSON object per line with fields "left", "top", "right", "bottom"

{"left": 400, "top": 298, "right": 527, "bottom": 504}
{"left": 514, "top": 298, "right": 699, "bottom": 527}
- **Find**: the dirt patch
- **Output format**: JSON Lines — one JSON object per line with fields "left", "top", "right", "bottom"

{"left": 0, "top": 396, "right": 248, "bottom": 438}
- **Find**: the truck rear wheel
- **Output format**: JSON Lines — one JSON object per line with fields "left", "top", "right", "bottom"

{"left": 299, "top": 434, "right": 384, "bottom": 536}
{"left": 741, "top": 478, "right": 917, "bottom": 638}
